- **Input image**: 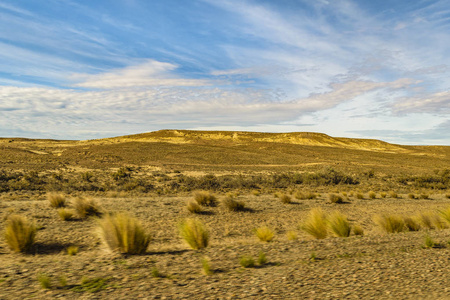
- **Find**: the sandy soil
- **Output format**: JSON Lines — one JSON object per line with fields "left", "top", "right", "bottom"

{"left": 1, "top": 193, "right": 450, "bottom": 299}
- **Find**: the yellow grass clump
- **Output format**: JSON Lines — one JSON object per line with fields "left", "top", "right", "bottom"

{"left": 280, "top": 194, "right": 292, "bottom": 204}
{"left": 73, "top": 197, "right": 102, "bottom": 218}
{"left": 254, "top": 226, "right": 275, "bottom": 242}
{"left": 98, "top": 213, "right": 151, "bottom": 254}
{"left": 221, "top": 196, "right": 246, "bottom": 212}
{"left": 194, "top": 191, "right": 217, "bottom": 207}
{"left": 438, "top": 206, "right": 450, "bottom": 224}
{"left": 179, "top": 218, "right": 209, "bottom": 250}
{"left": 47, "top": 193, "right": 67, "bottom": 208}
{"left": 403, "top": 216, "right": 421, "bottom": 231}
{"left": 374, "top": 214, "right": 405, "bottom": 233}
{"left": 4, "top": 214, "right": 36, "bottom": 253}
{"left": 58, "top": 208, "right": 74, "bottom": 221}
{"left": 186, "top": 199, "right": 202, "bottom": 214}
{"left": 328, "top": 211, "right": 351, "bottom": 237}
{"left": 301, "top": 208, "right": 328, "bottom": 239}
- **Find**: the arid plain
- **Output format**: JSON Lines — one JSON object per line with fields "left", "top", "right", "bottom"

{"left": 1, "top": 130, "right": 450, "bottom": 299}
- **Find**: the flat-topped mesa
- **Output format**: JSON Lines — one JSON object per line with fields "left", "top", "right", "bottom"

{"left": 102, "top": 129, "right": 411, "bottom": 153}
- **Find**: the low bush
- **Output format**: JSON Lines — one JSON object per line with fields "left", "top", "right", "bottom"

{"left": 221, "top": 196, "right": 246, "bottom": 212}
{"left": 255, "top": 226, "right": 275, "bottom": 242}
{"left": 4, "top": 214, "right": 36, "bottom": 253}
{"left": 374, "top": 214, "right": 405, "bottom": 233}
{"left": 98, "top": 213, "right": 151, "bottom": 254}
{"left": 179, "top": 218, "right": 209, "bottom": 250}
{"left": 240, "top": 255, "right": 255, "bottom": 268}
{"left": 194, "top": 191, "right": 217, "bottom": 207}
{"left": 301, "top": 208, "right": 328, "bottom": 239}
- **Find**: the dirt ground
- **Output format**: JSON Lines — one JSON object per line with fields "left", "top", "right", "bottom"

{"left": 1, "top": 193, "right": 450, "bottom": 299}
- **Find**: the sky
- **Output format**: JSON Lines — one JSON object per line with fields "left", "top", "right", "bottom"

{"left": 0, "top": 0, "right": 449, "bottom": 145}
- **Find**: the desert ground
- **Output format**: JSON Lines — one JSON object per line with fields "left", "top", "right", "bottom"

{"left": 1, "top": 130, "right": 450, "bottom": 299}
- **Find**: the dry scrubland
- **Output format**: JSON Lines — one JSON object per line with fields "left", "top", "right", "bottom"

{"left": 1, "top": 130, "right": 450, "bottom": 299}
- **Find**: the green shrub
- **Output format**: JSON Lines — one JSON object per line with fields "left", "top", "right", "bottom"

{"left": 221, "top": 196, "right": 246, "bottom": 212}
{"left": 328, "top": 211, "right": 351, "bottom": 237}
{"left": 37, "top": 273, "right": 51, "bottom": 289}
{"left": 98, "top": 213, "right": 151, "bottom": 254}
{"left": 47, "top": 193, "right": 67, "bottom": 208}
{"left": 301, "top": 208, "right": 328, "bottom": 239}
{"left": 255, "top": 226, "right": 275, "bottom": 242}
{"left": 73, "top": 197, "right": 102, "bottom": 218}
{"left": 179, "top": 218, "right": 209, "bottom": 250}
{"left": 240, "top": 255, "right": 255, "bottom": 268}
{"left": 374, "top": 214, "right": 405, "bottom": 233}
{"left": 201, "top": 257, "right": 212, "bottom": 275}
{"left": 257, "top": 251, "right": 267, "bottom": 265}
{"left": 194, "top": 191, "right": 217, "bottom": 207}
{"left": 4, "top": 214, "right": 36, "bottom": 253}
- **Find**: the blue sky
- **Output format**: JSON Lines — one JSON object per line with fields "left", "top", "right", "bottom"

{"left": 0, "top": 0, "right": 449, "bottom": 145}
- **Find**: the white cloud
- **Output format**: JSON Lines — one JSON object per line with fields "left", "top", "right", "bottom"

{"left": 393, "top": 90, "right": 450, "bottom": 113}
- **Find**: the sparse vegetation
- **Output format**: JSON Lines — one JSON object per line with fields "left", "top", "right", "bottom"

{"left": 179, "top": 218, "right": 209, "bottom": 250}
{"left": 67, "top": 245, "right": 79, "bottom": 256}
{"left": 295, "top": 191, "right": 316, "bottom": 200}
{"left": 423, "top": 235, "right": 436, "bottom": 249}
{"left": 356, "top": 193, "right": 364, "bottom": 199}
{"left": 221, "top": 195, "right": 246, "bottom": 212}
{"left": 389, "top": 191, "right": 398, "bottom": 198}
{"left": 98, "top": 213, "right": 151, "bottom": 254}
{"left": 301, "top": 208, "right": 328, "bottom": 239}
{"left": 72, "top": 276, "right": 110, "bottom": 293}
{"left": 329, "top": 194, "right": 344, "bottom": 204}
{"left": 186, "top": 199, "right": 202, "bottom": 214}
{"left": 4, "top": 214, "right": 36, "bottom": 253}
{"left": 240, "top": 255, "right": 255, "bottom": 268}
{"left": 47, "top": 193, "right": 67, "bottom": 208}
{"left": 438, "top": 206, "right": 450, "bottom": 224}
{"left": 280, "top": 194, "right": 292, "bottom": 204}
{"left": 328, "top": 211, "right": 351, "bottom": 237}
{"left": 194, "top": 191, "right": 217, "bottom": 207}
{"left": 374, "top": 214, "right": 405, "bottom": 233}
{"left": 353, "top": 224, "right": 364, "bottom": 236}
{"left": 58, "top": 208, "right": 74, "bottom": 221}
{"left": 403, "top": 216, "right": 421, "bottom": 231}
{"left": 368, "top": 191, "right": 376, "bottom": 199}
{"left": 286, "top": 230, "right": 298, "bottom": 240}
{"left": 255, "top": 226, "right": 275, "bottom": 242}
{"left": 201, "top": 257, "right": 212, "bottom": 275}
{"left": 37, "top": 273, "right": 51, "bottom": 289}
{"left": 257, "top": 251, "right": 267, "bottom": 265}
{"left": 73, "top": 197, "right": 102, "bottom": 218}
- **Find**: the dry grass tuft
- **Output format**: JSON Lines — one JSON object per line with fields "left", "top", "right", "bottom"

{"left": 186, "top": 199, "right": 202, "bottom": 214}
{"left": 179, "top": 218, "right": 209, "bottom": 250}
{"left": 201, "top": 257, "right": 212, "bottom": 275}
{"left": 295, "top": 191, "right": 316, "bottom": 200}
{"left": 98, "top": 213, "right": 151, "bottom": 254}
{"left": 47, "top": 193, "right": 67, "bottom": 208}
{"left": 328, "top": 211, "right": 351, "bottom": 237}
{"left": 58, "top": 208, "right": 74, "bottom": 221}
{"left": 73, "top": 197, "right": 102, "bottom": 218}
{"left": 380, "top": 192, "right": 387, "bottom": 198}
{"left": 368, "top": 191, "right": 376, "bottom": 199}
{"left": 240, "top": 255, "right": 255, "bottom": 268}
{"left": 438, "top": 206, "right": 450, "bottom": 224}
{"left": 280, "top": 194, "right": 292, "bottom": 204}
{"left": 221, "top": 196, "right": 246, "bottom": 212}
{"left": 286, "top": 230, "right": 298, "bottom": 240}
{"left": 301, "top": 208, "right": 328, "bottom": 239}
{"left": 374, "top": 214, "right": 405, "bottom": 233}
{"left": 67, "top": 245, "right": 79, "bottom": 256}
{"left": 403, "top": 216, "right": 421, "bottom": 231}
{"left": 353, "top": 224, "right": 364, "bottom": 236}
{"left": 329, "top": 194, "right": 344, "bottom": 204}
{"left": 356, "top": 193, "right": 364, "bottom": 199}
{"left": 194, "top": 191, "right": 217, "bottom": 207}
{"left": 254, "top": 226, "right": 275, "bottom": 242}
{"left": 4, "top": 214, "right": 36, "bottom": 253}
{"left": 418, "top": 212, "right": 446, "bottom": 229}
{"left": 389, "top": 191, "right": 398, "bottom": 198}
